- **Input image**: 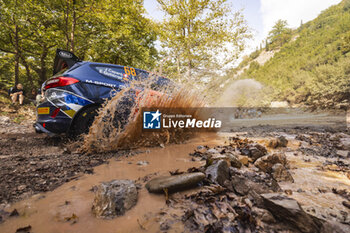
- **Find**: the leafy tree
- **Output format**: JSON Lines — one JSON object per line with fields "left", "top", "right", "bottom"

{"left": 87, "top": 0, "right": 158, "bottom": 69}
{"left": 0, "top": 0, "right": 158, "bottom": 92}
{"left": 268, "top": 19, "right": 292, "bottom": 48}
{"left": 157, "top": 0, "right": 250, "bottom": 81}
{"left": 0, "top": 0, "right": 28, "bottom": 85}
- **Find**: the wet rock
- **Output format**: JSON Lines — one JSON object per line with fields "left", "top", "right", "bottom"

{"left": 230, "top": 168, "right": 281, "bottom": 195}
{"left": 241, "top": 143, "right": 267, "bottom": 161}
{"left": 285, "top": 189, "right": 293, "bottom": 195}
{"left": 238, "top": 155, "right": 249, "bottom": 166}
{"left": 336, "top": 150, "right": 350, "bottom": 158}
{"left": 271, "top": 163, "right": 294, "bottom": 182}
{"left": 261, "top": 193, "right": 322, "bottom": 233}
{"left": 15, "top": 225, "right": 32, "bottom": 233}
{"left": 342, "top": 201, "right": 350, "bottom": 209}
{"left": 268, "top": 136, "right": 288, "bottom": 148}
{"left": 10, "top": 209, "right": 19, "bottom": 217}
{"left": 320, "top": 220, "right": 350, "bottom": 233}
{"left": 210, "top": 153, "right": 230, "bottom": 165}
{"left": 226, "top": 153, "right": 242, "bottom": 168}
{"left": 205, "top": 160, "right": 230, "bottom": 185}
{"left": 136, "top": 161, "right": 149, "bottom": 166}
{"left": 92, "top": 179, "right": 138, "bottom": 218}
{"left": 207, "top": 148, "right": 219, "bottom": 154}
{"left": 250, "top": 144, "right": 267, "bottom": 161}
{"left": 339, "top": 138, "right": 350, "bottom": 150}
{"left": 254, "top": 153, "right": 287, "bottom": 173}
{"left": 146, "top": 172, "right": 205, "bottom": 193}
{"left": 252, "top": 207, "right": 275, "bottom": 223}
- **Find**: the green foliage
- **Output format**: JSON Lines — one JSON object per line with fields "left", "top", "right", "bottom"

{"left": 344, "top": 0, "right": 350, "bottom": 11}
{"left": 249, "top": 50, "right": 260, "bottom": 60}
{"left": 0, "top": 0, "right": 158, "bottom": 92}
{"left": 267, "top": 19, "right": 292, "bottom": 49}
{"left": 237, "top": 1, "right": 350, "bottom": 108}
{"left": 156, "top": 0, "right": 251, "bottom": 81}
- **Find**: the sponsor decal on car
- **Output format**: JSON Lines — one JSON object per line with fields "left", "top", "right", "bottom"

{"left": 38, "top": 107, "right": 50, "bottom": 115}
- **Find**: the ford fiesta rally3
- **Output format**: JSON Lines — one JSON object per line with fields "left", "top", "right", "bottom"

{"left": 34, "top": 49, "right": 168, "bottom": 136}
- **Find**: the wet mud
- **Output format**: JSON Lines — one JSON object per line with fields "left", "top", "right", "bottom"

{"left": 0, "top": 133, "right": 220, "bottom": 233}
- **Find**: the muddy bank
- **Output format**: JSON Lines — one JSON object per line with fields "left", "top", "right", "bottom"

{"left": 0, "top": 119, "right": 133, "bottom": 205}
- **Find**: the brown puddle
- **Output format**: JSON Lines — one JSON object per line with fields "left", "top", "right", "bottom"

{"left": 281, "top": 150, "right": 350, "bottom": 220}
{"left": 0, "top": 133, "right": 221, "bottom": 233}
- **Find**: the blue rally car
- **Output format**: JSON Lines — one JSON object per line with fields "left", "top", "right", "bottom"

{"left": 34, "top": 49, "right": 166, "bottom": 136}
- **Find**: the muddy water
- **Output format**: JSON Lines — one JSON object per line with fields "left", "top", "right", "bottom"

{"left": 0, "top": 133, "right": 221, "bottom": 233}
{"left": 281, "top": 152, "right": 350, "bottom": 220}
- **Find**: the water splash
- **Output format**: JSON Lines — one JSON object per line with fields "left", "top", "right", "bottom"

{"left": 216, "top": 79, "right": 267, "bottom": 107}
{"left": 82, "top": 80, "right": 205, "bottom": 153}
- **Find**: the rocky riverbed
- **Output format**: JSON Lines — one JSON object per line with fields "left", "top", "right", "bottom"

{"left": 0, "top": 115, "right": 350, "bottom": 232}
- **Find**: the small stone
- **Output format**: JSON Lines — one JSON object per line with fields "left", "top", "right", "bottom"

{"left": 254, "top": 153, "right": 287, "bottom": 173}
{"left": 271, "top": 163, "right": 294, "bottom": 182}
{"left": 10, "top": 209, "right": 19, "bottom": 217}
{"left": 285, "top": 189, "right": 293, "bottom": 195}
{"left": 207, "top": 148, "right": 219, "bottom": 154}
{"left": 226, "top": 153, "right": 242, "bottom": 168}
{"left": 342, "top": 201, "right": 350, "bottom": 209}
{"left": 277, "top": 136, "right": 288, "bottom": 147}
{"left": 136, "top": 161, "right": 149, "bottom": 166}
{"left": 205, "top": 160, "right": 230, "bottom": 185}
{"left": 252, "top": 207, "right": 275, "bottom": 223}
{"left": 238, "top": 155, "right": 249, "bottom": 166}
{"left": 268, "top": 136, "right": 288, "bottom": 148}
{"left": 17, "top": 185, "right": 26, "bottom": 191}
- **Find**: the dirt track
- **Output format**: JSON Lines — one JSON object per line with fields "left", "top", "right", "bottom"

{"left": 0, "top": 119, "right": 132, "bottom": 205}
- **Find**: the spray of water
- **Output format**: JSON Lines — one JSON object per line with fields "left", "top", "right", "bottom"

{"left": 216, "top": 79, "right": 267, "bottom": 107}
{"left": 81, "top": 79, "right": 205, "bottom": 153}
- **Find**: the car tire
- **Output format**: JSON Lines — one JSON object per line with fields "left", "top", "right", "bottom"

{"left": 69, "top": 105, "right": 100, "bottom": 138}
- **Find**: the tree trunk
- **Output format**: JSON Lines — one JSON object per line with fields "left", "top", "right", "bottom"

{"left": 39, "top": 46, "right": 48, "bottom": 83}
{"left": 20, "top": 55, "right": 33, "bottom": 87}
{"left": 70, "top": 0, "right": 76, "bottom": 52}
{"left": 187, "top": 60, "right": 191, "bottom": 79}
{"left": 65, "top": 0, "right": 70, "bottom": 50}
{"left": 14, "top": 24, "right": 19, "bottom": 85}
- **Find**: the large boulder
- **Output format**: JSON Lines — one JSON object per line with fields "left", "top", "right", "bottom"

{"left": 254, "top": 153, "right": 287, "bottom": 173}
{"left": 261, "top": 193, "right": 322, "bottom": 233}
{"left": 205, "top": 160, "right": 230, "bottom": 185}
{"left": 271, "top": 163, "right": 294, "bottom": 182}
{"left": 92, "top": 180, "right": 138, "bottom": 219}
{"left": 146, "top": 172, "right": 205, "bottom": 193}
